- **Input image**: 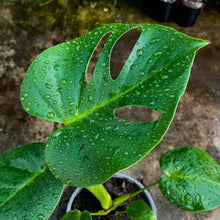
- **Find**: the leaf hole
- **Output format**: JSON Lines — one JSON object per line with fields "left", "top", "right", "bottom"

{"left": 86, "top": 33, "right": 111, "bottom": 83}
{"left": 114, "top": 106, "right": 161, "bottom": 123}
{"left": 110, "top": 27, "right": 142, "bottom": 80}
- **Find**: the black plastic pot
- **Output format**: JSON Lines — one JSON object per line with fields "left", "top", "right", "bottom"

{"left": 152, "top": 0, "right": 178, "bottom": 22}
{"left": 66, "top": 173, "right": 157, "bottom": 219}
{"left": 176, "top": 0, "right": 205, "bottom": 27}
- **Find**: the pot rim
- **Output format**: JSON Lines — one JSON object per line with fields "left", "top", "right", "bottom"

{"left": 159, "top": 0, "right": 177, "bottom": 3}
{"left": 66, "top": 173, "right": 157, "bottom": 219}
{"left": 181, "top": 0, "right": 205, "bottom": 9}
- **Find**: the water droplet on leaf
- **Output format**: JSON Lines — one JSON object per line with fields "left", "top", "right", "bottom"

{"left": 137, "top": 48, "right": 143, "bottom": 57}
{"left": 45, "top": 83, "right": 53, "bottom": 89}
{"left": 154, "top": 51, "right": 162, "bottom": 57}
{"left": 24, "top": 92, "right": 29, "bottom": 98}
{"left": 47, "top": 112, "right": 55, "bottom": 118}
{"left": 61, "top": 79, "right": 67, "bottom": 85}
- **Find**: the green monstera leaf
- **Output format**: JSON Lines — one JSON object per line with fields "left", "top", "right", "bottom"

{"left": 0, "top": 143, "right": 63, "bottom": 220}
{"left": 20, "top": 23, "right": 208, "bottom": 187}
{"left": 159, "top": 147, "right": 220, "bottom": 211}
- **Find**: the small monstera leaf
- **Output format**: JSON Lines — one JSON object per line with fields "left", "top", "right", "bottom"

{"left": 125, "top": 200, "right": 156, "bottom": 220}
{"left": 0, "top": 143, "right": 63, "bottom": 220}
{"left": 20, "top": 23, "right": 208, "bottom": 187}
{"left": 61, "top": 210, "right": 91, "bottom": 220}
{"left": 159, "top": 147, "right": 220, "bottom": 211}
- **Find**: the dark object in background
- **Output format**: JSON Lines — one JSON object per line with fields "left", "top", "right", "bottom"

{"left": 152, "top": 0, "right": 178, "bottom": 22}
{"left": 176, "top": 0, "right": 206, "bottom": 27}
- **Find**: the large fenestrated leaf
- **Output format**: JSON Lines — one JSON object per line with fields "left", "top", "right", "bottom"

{"left": 20, "top": 23, "right": 208, "bottom": 187}
{"left": 159, "top": 147, "right": 220, "bottom": 211}
{"left": 0, "top": 143, "right": 63, "bottom": 220}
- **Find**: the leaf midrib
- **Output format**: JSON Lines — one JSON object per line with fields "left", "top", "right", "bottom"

{"left": 0, "top": 167, "right": 46, "bottom": 207}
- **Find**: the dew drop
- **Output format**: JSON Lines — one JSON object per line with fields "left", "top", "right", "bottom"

{"left": 88, "top": 96, "right": 93, "bottom": 101}
{"left": 25, "top": 107, "right": 30, "bottom": 112}
{"left": 84, "top": 156, "right": 89, "bottom": 161}
{"left": 113, "top": 146, "right": 120, "bottom": 155}
{"left": 94, "top": 134, "right": 99, "bottom": 140}
{"left": 61, "top": 79, "right": 67, "bottom": 85}
{"left": 105, "top": 126, "right": 111, "bottom": 131}
{"left": 33, "top": 78, "right": 37, "bottom": 83}
{"left": 23, "top": 92, "right": 29, "bottom": 98}
{"left": 153, "top": 51, "right": 162, "bottom": 57}
{"left": 124, "top": 150, "right": 129, "bottom": 156}
{"left": 94, "top": 156, "right": 100, "bottom": 162}
{"left": 150, "top": 38, "right": 160, "bottom": 44}
{"left": 47, "top": 112, "right": 55, "bottom": 118}
{"left": 66, "top": 179, "right": 71, "bottom": 185}
{"left": 54, "top": 64, "right": 60, "bottom": 70}
{"left": 139, "top": 69, "right": 145, "bottom": 76}
{"left": 148, "top": 100, "right": 154, "bottom": 106}
{"left": 156, "top": 108, "right": 166, "bottom": 114}
{"left": 45, "top": 94, "right": 51, "bottom": 99}
{"left": 69, "top": 110, "right": 74, "bottom": 115}
{"left": 113, "top": 126, "right": 119, "bottom": 132}
{"left": 137, "top": 48, "right": 143, "bottom": 57}
{"left": 57, "top": 87, "right": 62, "bottom": 93}
{"left": 161, "top": 75, "right": 168, "bottom": 80}
{"left": 45, "top": 83, "right": 53, "bottom": 89}
{"left": 147, "top": 58, "right": 152, "bottom": 64}
{"left": 37, "top": 214, "right": 45, "bottom": 220}
{"left": 75, "top": 172, "right": 79, "bottom": 177}
{"left": 20, "top": 97, "right": 25, "bottom": 102}
{"left": 123, "top": 122, "right": 130, "bottom": 126}
{"left": 69, "top": 101, "right": 74, "bottom": 106}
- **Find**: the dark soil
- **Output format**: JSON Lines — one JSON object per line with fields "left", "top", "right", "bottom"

{"left": 72, "top": 177, "right": 149, "bottom": 220}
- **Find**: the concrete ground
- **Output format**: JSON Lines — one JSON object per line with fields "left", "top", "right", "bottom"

{"left": 0, "top": 0, "right": 219, "bottom": 219}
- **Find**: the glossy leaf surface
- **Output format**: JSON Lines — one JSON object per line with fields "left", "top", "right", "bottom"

{"left": 61, "top": 210, "right": 91, "bottom": 220}
{"left": 126, "top": 200, "right": 156, "bottom": 220}
{"left": 20, "top": 23, "right": 208, "bottom": 187}
{"left": 159, "top": 147, "right": 220, "bottom": 211}
{"left": 0, "top": 143, "right": 63, "bottom": 220}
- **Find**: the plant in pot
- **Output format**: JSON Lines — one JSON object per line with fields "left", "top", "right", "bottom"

{"left": 176, "top": 0, "right": 206, "bottom": 27}
{"left": 1, "top": 23, "right": 219, "bottom": 220}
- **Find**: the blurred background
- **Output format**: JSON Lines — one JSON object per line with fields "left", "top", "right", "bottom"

{"left": 0, "top": 0, "right": 220, "bottom": 219}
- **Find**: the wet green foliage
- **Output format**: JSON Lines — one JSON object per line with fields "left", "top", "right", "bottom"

{"left": 61, "top": 210, "right": 91, "bottom": 220}
{"left": 125, "top": 200, "right": 156, "bottom": 220}
{"left": 159, "top": 147, "right": 220, "bottom": 211}
{"left": 0, "top": 143, "right": 63, "bottom": 220}
{"left": 20, "top": 23, "right": 208, "bottom": 187}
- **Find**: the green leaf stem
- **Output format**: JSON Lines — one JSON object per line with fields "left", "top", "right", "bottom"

{"left": 159, "top": 147, "right": 220, "bottom": 211}
{"left": 20, "top": 23, "right": 209, "bottom": 187}
{"left": 0, "top": 143, "right": 63, "bottom": 220}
